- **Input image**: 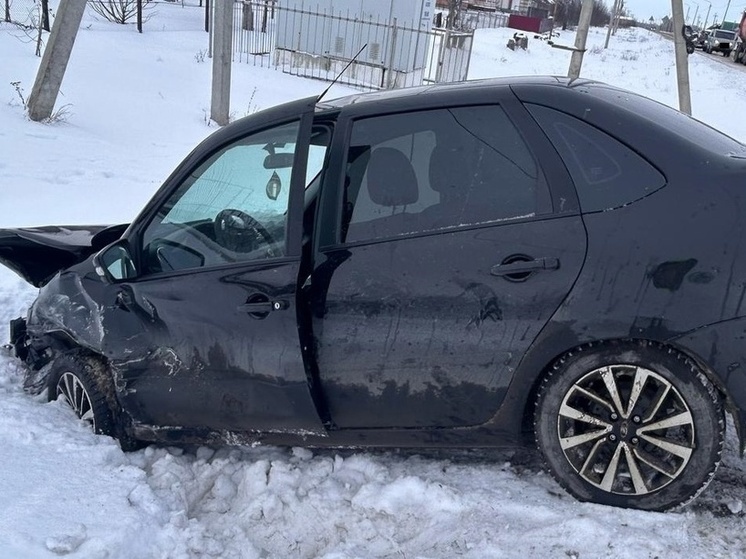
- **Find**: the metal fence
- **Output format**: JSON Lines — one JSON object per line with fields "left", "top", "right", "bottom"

{"left": 232, "top": 1, "right": 484, "bottom": 90}
{"left": 460, "top": 8, "right": 509, "bottom": 31}
{"left": 3, "top": 0, "right": 38, "bottom": 27}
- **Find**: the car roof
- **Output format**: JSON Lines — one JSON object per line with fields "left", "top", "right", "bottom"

{"left": 318, "top": 76, "right": 596, "bottom": 110}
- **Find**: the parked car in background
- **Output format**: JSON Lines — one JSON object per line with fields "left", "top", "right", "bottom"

{"left": 705, "top": 28, "right": 737, "bottom": 55}
{"left": 695, "top": 29, "right": 711, "bottom": 49}
{"left": 3, "top": 77, "right": 746, "bottom": 512}
{"left": 731, "top": 11, "right": 746, "bottom": 64}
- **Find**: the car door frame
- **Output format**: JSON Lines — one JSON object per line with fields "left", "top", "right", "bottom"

{"left": 309, "top": 85, "right": 587, "bottom": 435}
{"left": 96, "top": 96, "right": 327, "bottom": 436}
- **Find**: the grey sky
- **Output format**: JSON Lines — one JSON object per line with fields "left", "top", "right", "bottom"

{"left": 621, "top": 0, "right": 746, "bottom": 24}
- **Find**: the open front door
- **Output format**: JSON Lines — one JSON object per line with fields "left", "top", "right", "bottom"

{"left": 96, "top": 101, "right": 327, "bottom": 435}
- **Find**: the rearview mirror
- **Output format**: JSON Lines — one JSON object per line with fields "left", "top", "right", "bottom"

{"left": 93, "top": 240, "right": 137, "bottom": 283}
{"left": 263, "top": 153, "right": 295, "bottom": 169}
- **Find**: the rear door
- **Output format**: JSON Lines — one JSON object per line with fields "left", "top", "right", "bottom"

{"left": 310, "top": 92, "right": 587, "bottom": 429}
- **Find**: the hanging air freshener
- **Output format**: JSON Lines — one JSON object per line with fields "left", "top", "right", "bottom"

{"left": 266, "top": 171, "right": 282, "bottom": 200}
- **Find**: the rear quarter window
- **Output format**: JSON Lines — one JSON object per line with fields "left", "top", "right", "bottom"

{"left": 527, "top": 104, "right": 666, "bottom": 212}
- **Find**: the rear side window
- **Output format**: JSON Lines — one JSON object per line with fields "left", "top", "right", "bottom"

{"left": 341, "top": 105, "right": 550, "bottom": 243}
{"left": 527, "top": 104, "right": 666, "bottom": 212}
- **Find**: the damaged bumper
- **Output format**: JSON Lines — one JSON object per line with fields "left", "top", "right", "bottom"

{"left": 9, "top": 316, "right": 27, "bottom": 360}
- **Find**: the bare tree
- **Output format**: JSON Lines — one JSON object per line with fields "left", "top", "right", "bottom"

{"left": 41, "top": 0, "right": 50, "bottom": 31}
{"left": 554, "top": 0, "right": 610, "bottom": 28}
{"left": 445, "top": 0, "right": 463, "bottom": 30}
{"left": 242, "top": 1, "right": 254, "bottom": 31}
{"left": 89, "top": 0, "right": 152, "bottom": 25}
{"left": 4, "top": 0, "right": 10, "bottom": 23}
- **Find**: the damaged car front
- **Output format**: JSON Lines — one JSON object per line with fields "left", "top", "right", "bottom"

{"left": 2, "top": 224, "right": 127, "bottom": 370}
{"left": 3, "top": 94, "right": 324, "bottom": 448}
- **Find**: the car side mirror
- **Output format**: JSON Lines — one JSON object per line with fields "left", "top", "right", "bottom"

{"left": 93, "top": 239, "right": 137, "bottom": 283}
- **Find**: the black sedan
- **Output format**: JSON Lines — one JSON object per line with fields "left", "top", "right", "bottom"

{"left": 2, "top": 76, "right": 746, "bottom": 512}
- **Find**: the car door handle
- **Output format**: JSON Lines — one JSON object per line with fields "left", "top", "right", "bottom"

{"left": 237, "top": 300, "right": 289, "bottom": 313}
{"left": 490, "top": 257, "right": 560, "bottom": 276}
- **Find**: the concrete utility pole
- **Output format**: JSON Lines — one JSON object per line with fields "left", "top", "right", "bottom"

{"left": 722, "top": 0, "right": 732, "bottom": 25}
{"left": 671, "top": 0, "right": 692, "bottom": 115}
{"left": 568, "top": 0, "right": 594, "bottom": 79}
{"left": 605, "top": 0, "right": 621, "bottom": 48}
{"left": 613, "top": 0, "right": 624, "bottom": 35}
{"left": 27, "top": 0, "right": 87, "bottom": 122}
{"left": 702, "top": 1, "right": 712, "bottom": 29}
{"left": 210, "top": 0, "right": 232, "bottom": 126}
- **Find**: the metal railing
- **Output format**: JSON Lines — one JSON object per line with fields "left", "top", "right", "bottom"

{"left": 460, "top": 8, "right": 510, "bottom": 31}
{"left": 232, "top": 1, "right": 482, "bottom": 90}
{"left": 3, "top": 0, "right": 38, "bottom": 27}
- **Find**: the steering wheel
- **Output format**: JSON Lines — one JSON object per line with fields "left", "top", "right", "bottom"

{"left": 214, "top": 209, "right": 275, "bottom": 254}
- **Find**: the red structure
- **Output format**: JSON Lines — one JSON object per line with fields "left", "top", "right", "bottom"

{"left": 508, "top": 14, "right": 545, "bottom": 33}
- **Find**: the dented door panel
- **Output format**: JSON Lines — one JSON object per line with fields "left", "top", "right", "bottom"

{"left": 101, "top": 261, "right": 325, "bottom": 434}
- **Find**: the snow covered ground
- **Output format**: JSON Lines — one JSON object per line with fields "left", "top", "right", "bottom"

{"left": 3, "top": 4, "right": 746, "bottom": 558}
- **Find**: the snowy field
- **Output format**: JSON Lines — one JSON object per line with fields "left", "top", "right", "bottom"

{"left": 3, "top": 4, "right": 746, "bottom": 558}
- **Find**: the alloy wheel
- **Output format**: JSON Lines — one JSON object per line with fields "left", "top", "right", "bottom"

{"left": 56, "top": 372, "right": 97, "bottom": 430}
{"left": 557, "top": 364, "right": 694, "bottom": 496}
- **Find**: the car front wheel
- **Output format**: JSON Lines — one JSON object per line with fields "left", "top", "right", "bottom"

{"left": 534, "top": 340, "right": 724, "bottom": 511}
{"left": 48, "top": 352, "right": 116, "bottom": 436}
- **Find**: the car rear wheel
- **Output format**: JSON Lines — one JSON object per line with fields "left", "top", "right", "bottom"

{"left": 49, "top": 353, "right": 115, "bottom": 436}
{"left": 534, "top": 340, "right": 724, "bottom": 511}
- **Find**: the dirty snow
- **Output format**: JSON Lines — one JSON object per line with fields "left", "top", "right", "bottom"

{"left": 3, "top": 3, "right": 746, "bottom": 558}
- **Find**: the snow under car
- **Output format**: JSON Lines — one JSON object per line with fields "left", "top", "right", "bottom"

{"left": 3, "top": 77, "right": 746, "bottom": 512}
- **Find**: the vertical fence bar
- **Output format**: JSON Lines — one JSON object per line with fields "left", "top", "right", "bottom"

{"left": 386, "top": 18, "right": 397, "bottom": 89}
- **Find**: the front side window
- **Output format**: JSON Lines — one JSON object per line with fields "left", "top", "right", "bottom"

{"left": 342, "top": 105, "right": 547, "bottom": 244}
{"left": 140, "top": 120, "right": 302, "bottom": 275}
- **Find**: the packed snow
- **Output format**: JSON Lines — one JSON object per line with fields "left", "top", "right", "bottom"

{"left": 3, "top": 3, "right": 746, "bottom": 558}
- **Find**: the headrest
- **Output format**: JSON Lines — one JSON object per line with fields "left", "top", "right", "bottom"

{"left": 366, "top": 147, "right": 418, "bottom": 207}
{"left": 429, "top": 142, "right": 470, "bottom": 196}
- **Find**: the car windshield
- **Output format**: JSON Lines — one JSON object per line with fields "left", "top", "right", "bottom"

{"left": 714, "top": 30, "right": 735, "bottom": 39}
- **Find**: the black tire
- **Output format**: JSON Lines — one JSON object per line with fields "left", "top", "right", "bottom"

{"left": 47, "top": 352, "right": 142, "bottom": 450}
{"left": 534, "top": 340, "right": 724, "bottom": 511}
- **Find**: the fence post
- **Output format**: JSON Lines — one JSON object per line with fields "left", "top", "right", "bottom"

{"left": 461, "top": 32, "right": 473, "bottom": 81}
{"left": 386, "top": 18, "right": 398, "bottom": 89}
{"left": 436, "top": 29, "right": 449, "bottom": 83}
